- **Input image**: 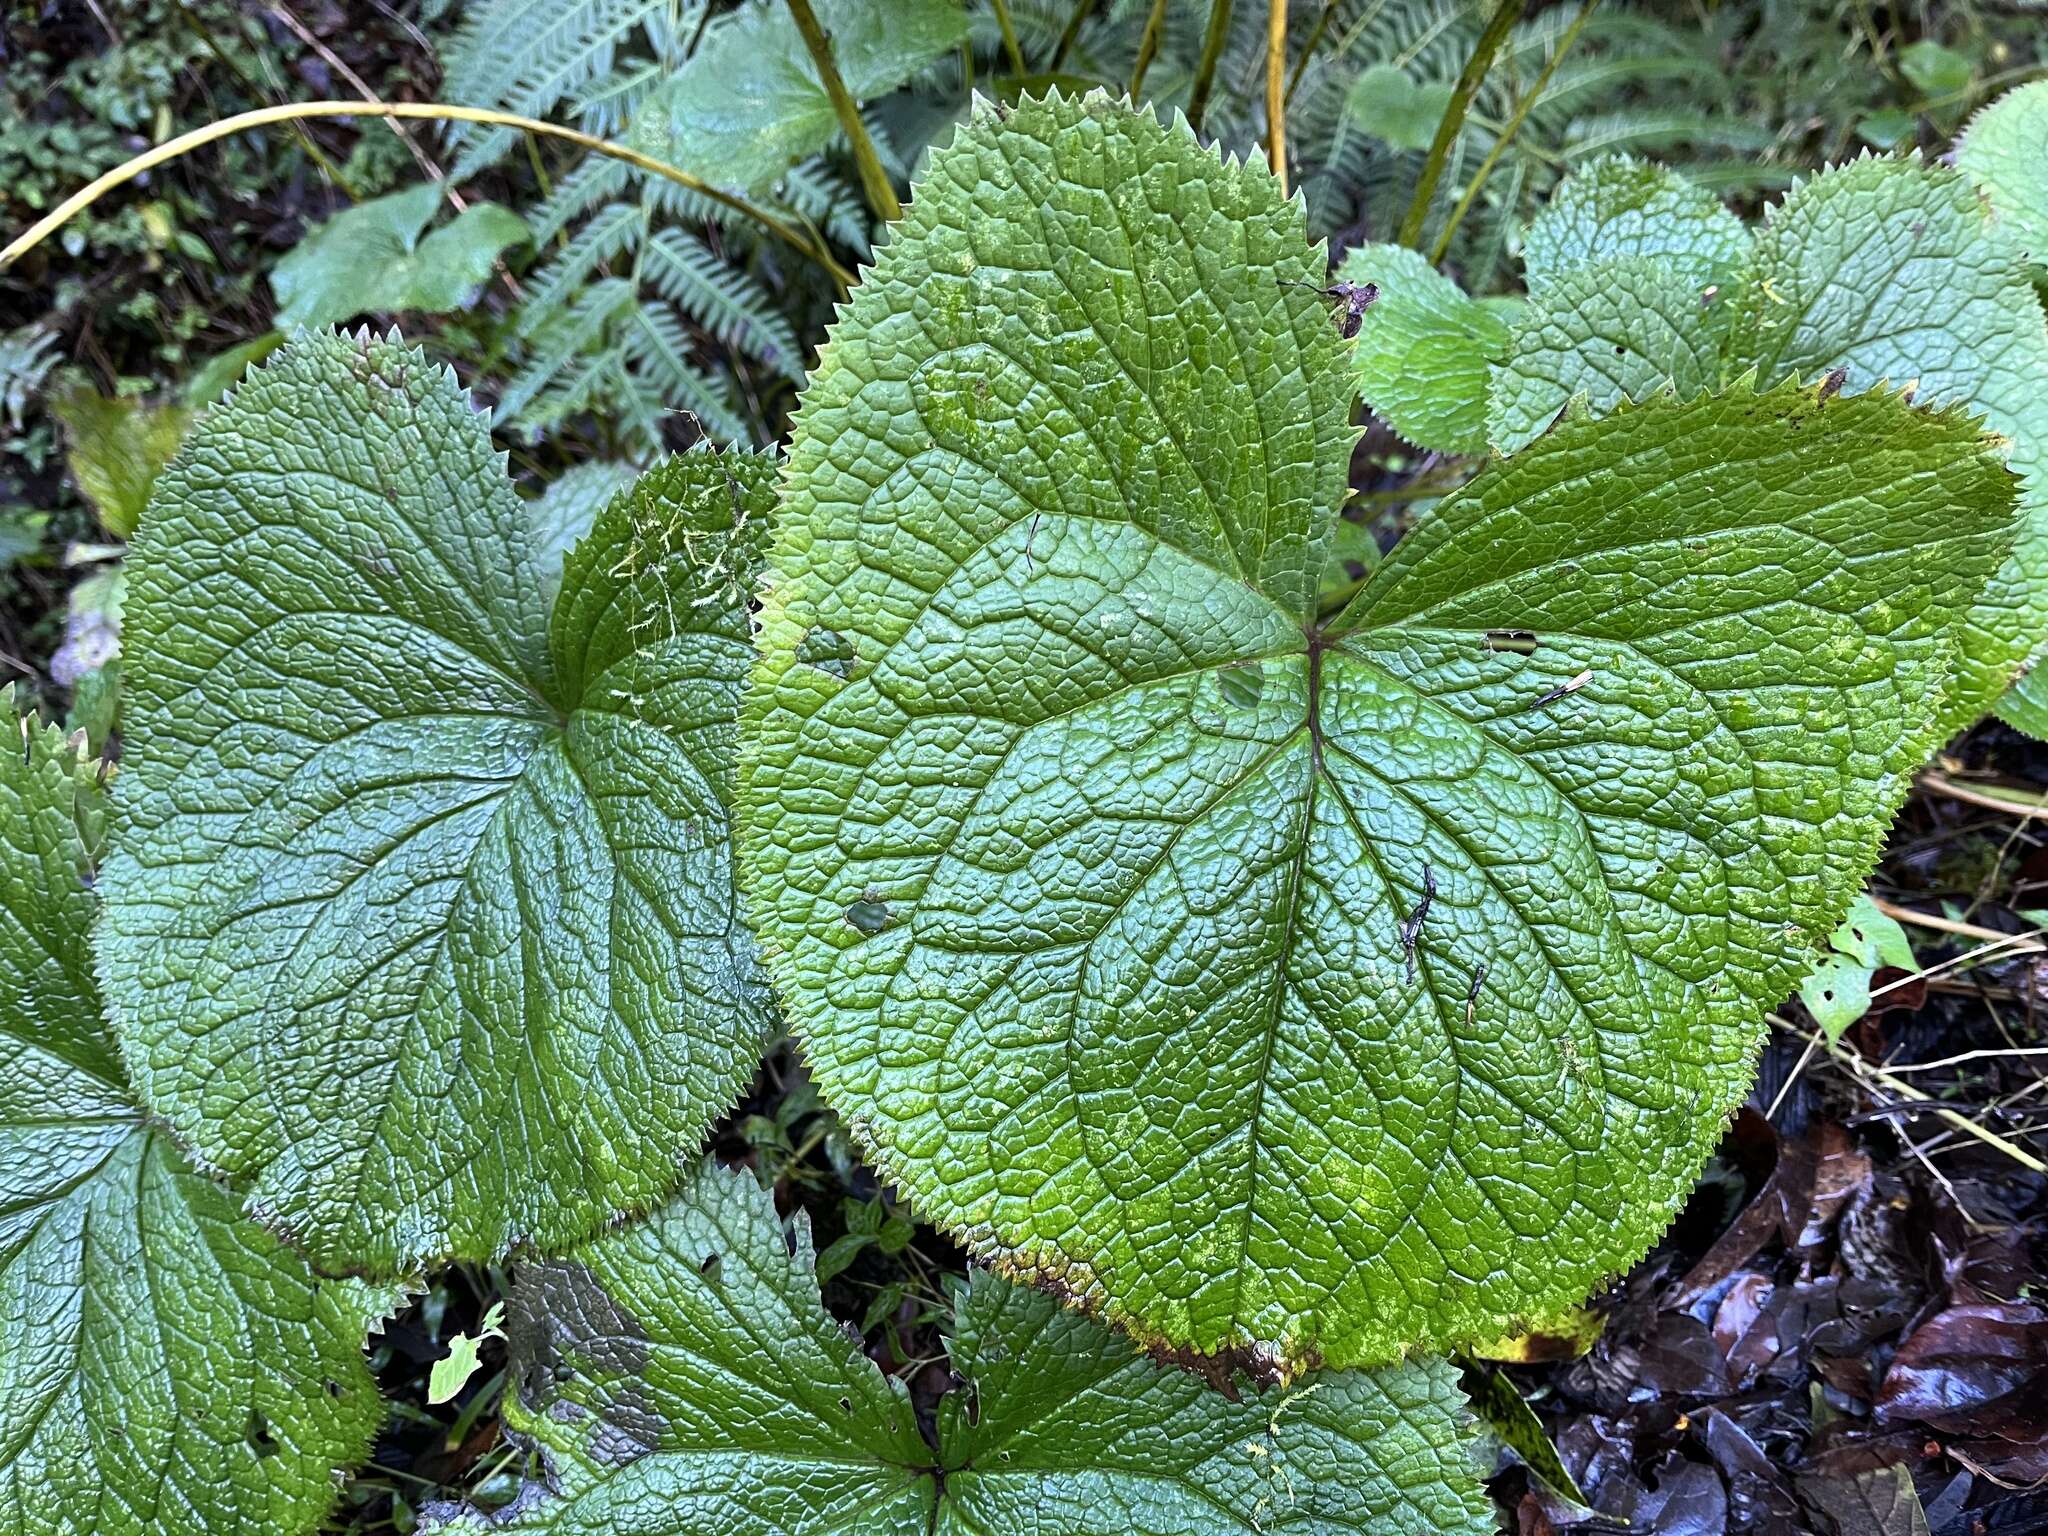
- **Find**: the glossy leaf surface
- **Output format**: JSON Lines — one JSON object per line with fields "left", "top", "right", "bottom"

{"left": 428, "top": 1163, "right": 1491, "bottom": 1535}
{"left": 1488, "top": 255, "right": 1718, "bottom": 453}
{"left": 740, "top": 93, "right": 2018, "bottom": 1364}
{"left": 100, "top": 336, "right": 776, "bottom": 1274}
{"left": 1, "top": 693, "right": 393, "bottom": 1536}
{"left": 1519, "top": 155, "right": 1747, "bottom": 293}
{"left": 1723, "top": 156, "right": 2048, "bottom": 731}
{"left": 1483, "top": 153, "right": 2048, "bottom": 730}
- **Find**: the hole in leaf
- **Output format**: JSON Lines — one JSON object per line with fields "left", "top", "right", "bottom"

{"left": 796, "top": 627, "right": 858, "bottom": 679}
{"left": 1485, "top": 629, "right": 1540, "bottom": 655}
{"left": 844, "top": 899, "right": 892, "bottom": 936}
{"left": 245, "top": 1410, "right": 278, "bottom": 1459}
{"left": 1216, "top": 660, "right": 1266, "bottom": 708}
{"left": 699, "top": 1252, "right": 723, "bottom": 1284}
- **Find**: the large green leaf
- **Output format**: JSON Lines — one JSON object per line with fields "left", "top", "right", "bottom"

{"left": 1721, "top": 156, "right": 2048, "bottom": 732}
{"left": 0, "top": 691, "right": 394, "bottom": 1536}
{"left": 633, "top": 0, "right": 967, "bottom": 199}
{"left": 1493, "top": 157, "right": 1747, "bottom": 455}
{"left": 740, "top": 93, "right": 2018, "bottom": 1366}
{"left": 526, "top": 460, "right": 641, "bottom": 601}
{"left": 1344, "top": 63, "right": 1456, "bottom": 153}
{"left": 271, "top": 181, "right": 529, "bottom": 332}
{"left": 1339, "top": 242, "right": 1509, "bottom": 456}
{"left": 426, "top": 1162, "right": 1491, "bottom": 1535}
{"left": 934, "top": 1273, "right": 1489, "bottom": 1534}
{"left": 98, "top": 333, "right": 776, "bottom": 1275}
{"left": 1956, "top": 80, "right": 2048, "bottom": 271}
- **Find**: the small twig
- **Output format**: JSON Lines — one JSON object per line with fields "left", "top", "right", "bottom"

{"left": 1771, "top": 1015, "right": 2048, "bottom": 1176}
{"left": 1900, "top": 1124, "right": 1985, "bottom": 1226}
{"left": 266, "top": 3, "right": 452, "bottom": 197}
{"left": 1397, "top": 0, "right": 1526, "bottom": 250}
{"left": 0, "top": 100, "right": 854, "bottom": 290}
{"left": 1284, "top": 0, "right": 1341, "bottom": 106}
{"left": 1871, "top": 897, "right": 2033, "bottom": 947}
{"left": 83, "top": 0, "right": 124, "bottom": 45}
{"left": 1966, "top": 814, "right": 2039, "bottom": 924}
{"left": 1265, "top": 0, "right": 1288, "bottom": 192}
{"left": 1870, "top": 926, "right": 2046, "bottom": 1000}
{"left": 784, "top": 0, "right": 901, "bottom": 224}
{"left": 1924, "top": 976, "right": 2021, "bottom": 1002}
{"left": 1429, "top": 0, "right": 1597, "bottom": 264}
{"left": 1763, "top": 1032, "right": 1820, "bottom": 1122}
{"left": 1881, "top": 1045, "right": 2048, "bottom": 1075}
{"left": 1947, "top": 1446, "right": 2048, "bottom": 1493}
{"left": 1187, "top": 0, "right": 1237, "bottom": 134}
{"left": 1917, "top": 768, "right": 2048, "bottom": 818}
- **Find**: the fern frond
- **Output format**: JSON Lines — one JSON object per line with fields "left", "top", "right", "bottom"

{"left": 623, "top": 306, "right": 752, "bottom": 442}
{"left": 529, "top": 153, "right": 634, "bottom": 243}
{"left": 444, "top": 0, "right": 684, "bottom": 176}
{"left": 1563, "top": 110, "right": 1775, "bottom": 160}
{"left": 515, "top": 201, "right": 642, "bottom": 339}
{"left": 856, "top": 105, "right": 909, "bottom": 181}
{"left": 643, "top": 227, "right": 803, "bottom": 379}
{"left": 574, "top": 60, "right": 664, "bottom": 139}
{"left": 496, "top": 276, "right": 635, "bottom": 425}
{"left": 0, "top": 325, "right": 61, "bottom": 431}
{"left": 1533, "top": 55, "right": 1713, "bottom": 116}
{"left": 523, "top": 341, "right": 632, "bottom": 441}
{"left": 779, "top": 158, "right": 871, "bottom": 253}
{"left": 642, "top": 173, "right": 732, "bottom": 230}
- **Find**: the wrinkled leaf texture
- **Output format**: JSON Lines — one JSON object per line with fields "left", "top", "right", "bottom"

{"left": 426, "top": 1161, "right": 1493, "bottom": 1535}
{"left": 1489, "top": 154, "right": 2048, "bottom": 733}
{"left": 740, "top": 92, "right": 2019, "bottom": 1367}
{"left": 0, "top": 690, "right": 394, "bottom": 1536}
{"left": 99, "top": 333, "right": 776, "bottom": 1274}
{"left": 1957, "top": 80, "right": 2048, "bottom": 272}
{"left": 1338, "top": 241, "right": 1508, "bottom": 456}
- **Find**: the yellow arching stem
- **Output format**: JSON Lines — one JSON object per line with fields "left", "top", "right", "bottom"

{"left": 0, "top": 99, "right": 855, "bottom": 291}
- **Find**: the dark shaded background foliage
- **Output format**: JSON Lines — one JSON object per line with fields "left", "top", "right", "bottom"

{"left": 4, "top": 2, "right": 2047, "bottom": 1532}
